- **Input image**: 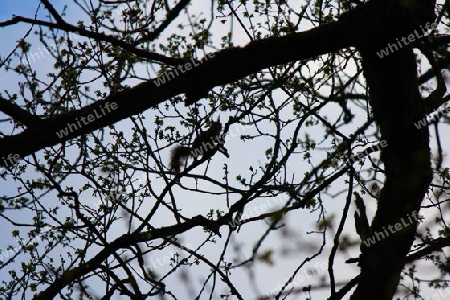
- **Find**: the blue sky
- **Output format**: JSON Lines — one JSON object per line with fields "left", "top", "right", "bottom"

{"left": 0, "top": 2, "right": 34, "bottom": 17}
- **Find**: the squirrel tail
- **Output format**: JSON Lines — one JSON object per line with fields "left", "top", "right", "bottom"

{"left": 170, "top": 146, "right": 192, "bottom": 174}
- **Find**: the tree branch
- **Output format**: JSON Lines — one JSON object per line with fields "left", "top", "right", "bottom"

{"left": 0, "top": 16, "right": 355, "bottom": 166}
{"left": 0, "top": 96, "right": 42, "bottom": 127}
{"left": 33, "top": 215, "right": 222, "bottom": 300}
{"left": 0, "top": 15, "right": 186, "bottom": 65}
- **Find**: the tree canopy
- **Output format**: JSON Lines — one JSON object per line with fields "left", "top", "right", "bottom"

{"left": 0, "top": 0, "right": 449, "bottom": 299}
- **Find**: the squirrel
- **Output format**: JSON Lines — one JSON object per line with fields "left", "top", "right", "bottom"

{"left": 170, "top": 118, "right": 228, "bottom": 175}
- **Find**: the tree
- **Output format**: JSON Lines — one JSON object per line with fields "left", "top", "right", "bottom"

{"left": 0, "top": 0, "right": 449, "bottom": 299}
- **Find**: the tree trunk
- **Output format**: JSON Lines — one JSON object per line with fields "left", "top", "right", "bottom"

{"left": 350, "top": 34, "right": 433, "bottom": 300}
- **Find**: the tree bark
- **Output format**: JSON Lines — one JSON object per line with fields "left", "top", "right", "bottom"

{"left": 347, "top": 0, "right": 435, "bottom": 296}
{"left": 350, "top": 45, "right": 432, "bottom": 300}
